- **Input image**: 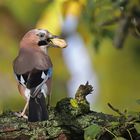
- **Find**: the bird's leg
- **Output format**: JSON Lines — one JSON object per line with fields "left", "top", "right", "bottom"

{"left": 14, "top": 101, "right": 28, "bottom": 119}
{"left": 14, "top": 84, "right": 29, "bottom": 119}
{"left": 20, "top": 100, "right": 29, "bottom": 119}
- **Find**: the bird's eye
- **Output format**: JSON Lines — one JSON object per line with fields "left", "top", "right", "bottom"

{"left": 36, "top": 32, "right": 45, "bottom": 38}
{"left": 40, "top": 34, "right": 44, "bottom": 37}
{"left": 40, "top": 33, "right": 45, "bottom": 37}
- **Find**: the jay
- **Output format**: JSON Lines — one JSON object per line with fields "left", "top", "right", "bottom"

{"left": 13, "top": 29, "right": 67, "bottom": 122}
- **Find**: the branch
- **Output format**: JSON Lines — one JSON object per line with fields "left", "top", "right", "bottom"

{"left": 0, "top": 83, "right": 140, "bottom": 140}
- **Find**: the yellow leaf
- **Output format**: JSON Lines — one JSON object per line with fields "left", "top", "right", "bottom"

{"left": 70, "top": 99, "right": 78, "bottom": 108}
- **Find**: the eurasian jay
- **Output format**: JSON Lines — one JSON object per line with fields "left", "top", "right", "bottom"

{"left": 13, "top": 29, "right": 67, "bottom": 122}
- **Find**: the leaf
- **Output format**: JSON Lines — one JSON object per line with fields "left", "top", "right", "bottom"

{"left": 84, "top": 124, "right": 102, "bottom": 140}
{"left": 70, "top": 99, "right": 78, "bottom": 108}
{"left": 134, "top": 123, "right": 140, "bottom": 134}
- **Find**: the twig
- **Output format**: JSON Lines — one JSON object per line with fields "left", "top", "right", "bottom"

{"left": 113, "top": 15, "right": 131, "bottom": 48}
{"left": 107, "top": 103, "right": 124, "bottom": 116}
{"left": 99, "top": 17, "right": 120, "bottom": 26}
{"left": 104, "top": 127, "right": 117, "bottom": 139}
{"left": 127, "top": 129, "right": 133, "bottom": 140}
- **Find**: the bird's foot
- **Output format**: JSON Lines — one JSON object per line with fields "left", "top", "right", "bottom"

{"left": 14, "top": 112, "right": 28, "bottom": 119}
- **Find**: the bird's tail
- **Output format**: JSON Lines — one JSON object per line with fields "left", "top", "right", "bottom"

{"left": 28, "top": 92, "right": 48, "bottom": 122}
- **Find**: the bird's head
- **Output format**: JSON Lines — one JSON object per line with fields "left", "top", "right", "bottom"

{"left": 20, "top": 29, "right": 67, "bottom": 53}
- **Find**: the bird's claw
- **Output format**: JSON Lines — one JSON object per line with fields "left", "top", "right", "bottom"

{"left": 14, "top": 112, "right": 28, "bottom": 119}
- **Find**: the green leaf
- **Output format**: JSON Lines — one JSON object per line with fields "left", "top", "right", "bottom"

{"left": 134, "top": 123, "right": 140, "bottom": 134}
{"left": 70, "top": 99, "right": 78, "bottom": 108}
{"left": 84, "top": 124, "right": 102, "bottom": 140}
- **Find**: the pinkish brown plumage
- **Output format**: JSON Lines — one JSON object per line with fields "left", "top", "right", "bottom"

{"left": 13, "top": 29, "right": 67, "bottom": 122}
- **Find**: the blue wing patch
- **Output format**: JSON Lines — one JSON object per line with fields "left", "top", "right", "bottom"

{"left": 14, "top": 67, "right": 52, "bottom": 88}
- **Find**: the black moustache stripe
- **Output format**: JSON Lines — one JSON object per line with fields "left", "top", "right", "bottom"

{"left": 38, "top": 40, "right": 47, "bottom": 46}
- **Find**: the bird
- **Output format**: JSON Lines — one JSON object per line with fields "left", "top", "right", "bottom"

{"left": 13, "top": 29, "right": 67, "bottom": 122}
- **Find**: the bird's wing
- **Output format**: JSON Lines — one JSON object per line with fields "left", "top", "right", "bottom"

{"left": 14, "top": 68, "right": 52, "bottom": 88}
{"left": 13, "top": 47, "right": 52, "bottom": 97}
{"left": 13, "top": 47, "right": 52, "bottom": 75}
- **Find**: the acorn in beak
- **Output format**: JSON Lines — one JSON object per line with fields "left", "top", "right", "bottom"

{"left": 49, "top": 37, "right": 67, "bottom": 48}
{"left": 47, "top": 32, "right": 67, "bottom": 48}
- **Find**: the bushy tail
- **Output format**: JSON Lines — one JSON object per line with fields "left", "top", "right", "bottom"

{"left": 28, "top": 92, "right": 48, "bottom": 122}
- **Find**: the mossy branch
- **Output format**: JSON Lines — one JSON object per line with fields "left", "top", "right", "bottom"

{"left": 0, "top": 82, "right": 140, "bottom": 140}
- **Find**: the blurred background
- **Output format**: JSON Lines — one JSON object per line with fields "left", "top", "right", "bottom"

{"left": 0, "top": 0, "right": 140, "bottom": 114}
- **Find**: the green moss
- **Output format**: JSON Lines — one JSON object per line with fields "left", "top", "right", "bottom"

{"left": 1, "top": 84, "right": 140, "bottom": 139}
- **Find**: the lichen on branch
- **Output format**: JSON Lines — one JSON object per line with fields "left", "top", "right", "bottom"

{"left": 0, "top": 83, "right": 140, "bottom": 140}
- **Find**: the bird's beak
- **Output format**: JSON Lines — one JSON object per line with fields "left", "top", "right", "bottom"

{"left": 48, "top": 35, "right": 67, "bottom": 48}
